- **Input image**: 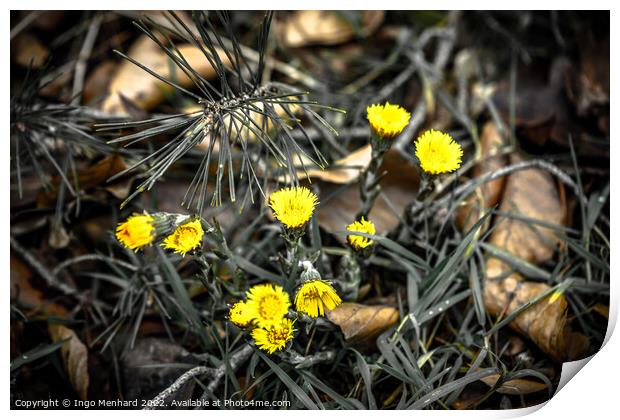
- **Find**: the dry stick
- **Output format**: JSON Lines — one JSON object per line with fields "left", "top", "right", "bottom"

{"left": 143, "top": 366, "right": 213, "bottom": 410}
{"left": 10, "top": 236, "right": 77, "bottom": 296}
{"left": 143, "top": 344, "right": 254, "bottom": 409}
{"left": 198, "top": 344, "right": 254, "bottom": 403}
{"left": 10, "top": 11, "right": 43, "bottom": 39}
{"left": 393, "top": 21, "right": 456, "bottom": 154}
{"left": 416, "top": 159, "right": 585, "bottom": 220}
{"left": 71, "top": 13, "right": 103, "bottom": 106}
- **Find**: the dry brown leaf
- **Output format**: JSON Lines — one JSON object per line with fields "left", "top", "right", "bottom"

{"left": 456, "top": 122, "right": 507, "bottom": 231}
{"left": 31, "top": 11, "right": 65, "bottom": 30}
{"left": 308, "top": 144, "right": 371, "bottom": 184}
{"left": 83, "top": 60, "right": 117, "bottom": 104}
{"left": 483, "top": 153, "right": 589, "bottom": 362}
{"left": 10, "top": 254, "right": 69, "bottom": 317}
{"left": 313, "top": 146, "right": 420, "bottom": 234}
{"left": 479, "top": 374, "right": 549, "bottom": 395}
{"left": 100, "top": 35, "right": 230, "bottom": 115}
{"left": 327, "top": 302, "right": 399, "bottom": 346}
{"left": 48, "top": 323, "right": 90, "bottom": 400}
{"left": 280, "top": 11, "right": 384, "bottom": 47}
{"left": 37, "top": 154, "right": 129, "bottom": 207}
{"left": 12, "top": 33, "right": 50, "bottom": 68}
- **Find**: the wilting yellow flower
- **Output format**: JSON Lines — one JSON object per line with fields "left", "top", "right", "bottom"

{"left": 229, "top": 301, "right": 255, "bottom": 328}
{"left": 346, "top": 217, "right": 376, "bottom": 250}
{"left": 246, "top": 283, "right": 291, "bottom": 327}
{"left": 414, "top": 129, "right": 463, "bottom": 175}
{"left": 295, "top": 280, "right": 342, "bottom": 318}
{"left": 366, "top": 102, "right": 411, "bottom": 139}
{"left": 251, "top": 318, "right": 296, "bottom": 354}
{"left": 116, "top": 214, "right": 155, "bottom": 251}
{"left": 269, "top": 186, "right": 318, "bottom": 229}
{"left": 162, "top": 219, "right": 204, "bottom": 256}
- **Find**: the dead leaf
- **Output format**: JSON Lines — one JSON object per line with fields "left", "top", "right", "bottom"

{"left": 10, "top": 253, "right": 69, "bottom": 317}
{"left": 37, "top": 154, "right": 129, "bottom": 207}
{"left": 101, "top": 35, "right": 230, "bottom": 115}
{"left": 30, "top": 11, "right": 65, "bottom": 30}
{"left": 307, "top": 144, "right": 371, "bottom": 184}
{"left": 479, "top": 374, "right": 548, "bottom": 395}
{"left": 456, "top": 122, "right": 508, "bottom": 231}
{"left": 279, "top": 11, "right": 384, "bottom": 48}
{"left": 313, "top": 146, "right": 420, "bottom": 234}
{"left": 48, "top": 323, "right": 90, "bottom": 400}
{"left": 327, "top": 302, "right": 399, "bottom": 346}
{"left": 83, "top": 60, "right": 117, "bottom": 104}
{"left": 593, "top": 303, "right": 609, "bottom": 319}
{"left": 12, "top": 33, "right": 50, "bottom": 68}
{"left": 483, "top": 153, "right": 589, "bottom": 362}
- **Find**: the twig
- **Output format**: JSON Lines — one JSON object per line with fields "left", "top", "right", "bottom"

{"left": 415, "top": 159, "right": 585, "bottom": 219}
{"left": 71, "top": 13, "right": 103, "bottom": 106}
{"left": 199, "top": 344, "right": 254, "bottom": 403}
{"left": 143, "top": 366, "right": 213, "bottom": 410}
{"left": 393, "top": 14, "right": 457, "bottom": 153}
{"left": 282, "top": 349, "right": 336, "bottom": 367}
{"left": 10, "top": 11, "right": 43, "bottom": 39}
{"left": 10, "top": 236, "right": 77, "bottom": 296}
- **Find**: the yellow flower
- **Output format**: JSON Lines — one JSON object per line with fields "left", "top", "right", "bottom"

{"left": 251, "top": 318, "right": 296, "bottom": 354}
{"left": 366, "top": 102, "right": 411, "bottom": 139}
{"left": 414, "top": 129, "right": 463, "bottom": 175}
{"left": 269, "top": 186, "right": 318, "bottom": 229}
{"left": 162, "top": 219, "right": 204, "bottom": 256}
{"left": 294, "top": 280, "right": 342, "bottom": 318}
{"left": 116, "top": 213, "right": 155, "bottom": 251}
{"left": 246, "top": 283, "right": 291, "bottom": 327}
{"left": 346, "top": 217, "right": 376, "bottom": 250}
{"left": 229, "top": 301, "right": 254, "bottom": 328}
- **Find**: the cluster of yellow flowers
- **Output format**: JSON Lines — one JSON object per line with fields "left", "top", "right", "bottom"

{"left": 229, "top": 280, "right": 341, "bottom": 354}
{"left": 367, "top": 102, "right": 463, "bottom": 174}
{"left": 115, "top": 212, "right": 204, "bottom": 256}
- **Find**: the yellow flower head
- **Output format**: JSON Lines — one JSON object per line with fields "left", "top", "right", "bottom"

{"left": 116, "top": 213, "right": 155, "bottom": 251}
{"left": 251, "top": 318, "right": 296, "bottom": 354}
{"left": 269, "top": 186, "right": 318, "bottom": 229}
{"left": 414, "top": 129, "right": 463, "bottom": 175}
{"left": 246, "top": 283, "right": 291, "bottom": 327}
{"left": 229, "top": 300, "right": 254, "bottom": 328}
{"left": 162, "top": 219, "right": 204, "bottom": 256}
{"left": 346, "top": 217, "right": 376, "bottom": 250}
{"left": 366, "top": 102, "right": 411, "bottom": 139}
{"left": 294, "top": 280, "right": 342, "bottom": 318}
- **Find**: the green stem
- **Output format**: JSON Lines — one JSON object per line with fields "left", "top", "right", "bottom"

{"left": 356, "top": 146, "right": 387, "bottom": 220}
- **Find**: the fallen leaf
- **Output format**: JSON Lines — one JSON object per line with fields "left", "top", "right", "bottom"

{"left": 278, "top": 10, "right": 385, "bottom": 47}
{"left": 279, "top": 11, "right": 384, "bottom": 48}
{"left": 327, "top": 302, "right": 399, "bottom": 346}
{"left": 456, "top": 122, "right": 508, "bottom": 232}
{"left": 313, "top": 146, "right": 420, "bottom": 234}
{"left": 37, "top": 154, "right": 129, "bottom": 207}
{"left": 483, "top": 153, "right": 589, "bottom": 362}
{"left": 83, "top": 60, "right": 117, "bottom": 104}
{"left": 101, "top": 35, "right": 230, "bottom": 115}
{"left": 48, "top": 323, "right": 90, "bottom": 400}
{"left": 31, "top": 11, "right": 65, "bottom": 30}
{"left": 592, "top": 303, "right": 609, "bottom": 319}
{"left": 12, "top": 33, "right": 50, "bottom": 68}
{"left": 10, "top": 253, "right": 69, "bottom": 317}
{"left": 479, "top": 374, "right": 548, "bottom": 395}
{"left": 306, "top": 144, "right": 371, "bottom": 184}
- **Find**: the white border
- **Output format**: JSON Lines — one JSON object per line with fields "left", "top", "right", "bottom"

{"left": 5, "top": 4, "right": 617, "bottom": 419}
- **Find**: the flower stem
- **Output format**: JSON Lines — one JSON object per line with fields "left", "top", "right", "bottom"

{"left": 356, "top": 146, "right": 386, "bottom": 220}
